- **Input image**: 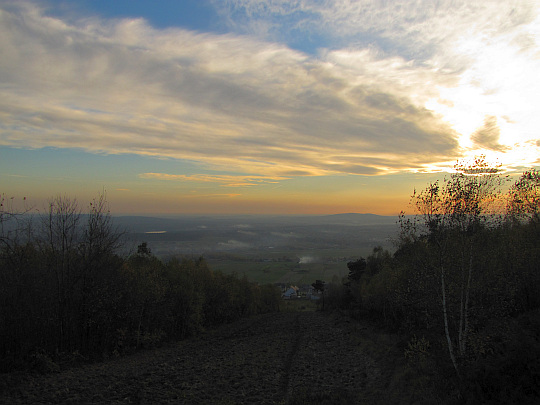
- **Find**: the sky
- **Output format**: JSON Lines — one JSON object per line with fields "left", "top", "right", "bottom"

{"left": 1, "top": 0, "right": 539, "bottom": 216}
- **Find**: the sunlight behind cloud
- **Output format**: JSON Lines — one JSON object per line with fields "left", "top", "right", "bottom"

{"left": 425, "top": 9, "right": 540, "bottom": 169}
{"left": 1, "top": 0, "right": 539, "bottom": 215}
{"left": 215, "top": 0, "right": 540, "bottom": 173}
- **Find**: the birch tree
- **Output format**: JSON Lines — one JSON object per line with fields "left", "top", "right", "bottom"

{"left": 507, "top": 169, "right": 540, "bottom": 224}
{"left": 401, "top": 156, "right": 506, "bottom": 378}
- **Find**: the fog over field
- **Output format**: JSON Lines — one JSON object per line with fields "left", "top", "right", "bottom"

{"left": 115, "top": 213, "right": 399, "bottom": 284}
{"left": 116, "top": 213, "right": 397, "bottom": 255}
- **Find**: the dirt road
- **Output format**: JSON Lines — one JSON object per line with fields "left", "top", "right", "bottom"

{"left": 0, "top": 311, "right": 403, "bottom": 404}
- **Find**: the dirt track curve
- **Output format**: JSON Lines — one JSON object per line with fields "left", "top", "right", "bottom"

{"left": 0, "top": 311, "right": 400, "bottom": 404}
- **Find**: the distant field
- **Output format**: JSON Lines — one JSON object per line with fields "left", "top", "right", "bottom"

{"left": 208, "top": 258, "right": 351, "bottom": 285}
{"left": 117, "top": 214, "right": 398, "bottom": 285}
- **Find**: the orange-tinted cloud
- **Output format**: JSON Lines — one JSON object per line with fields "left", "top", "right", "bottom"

{"left": 139, "top": 173, "right": 290, "bottom": 187}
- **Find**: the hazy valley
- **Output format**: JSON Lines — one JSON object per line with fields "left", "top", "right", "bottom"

{"left": 116, "top": 213, "right": 399, "bottom": 285}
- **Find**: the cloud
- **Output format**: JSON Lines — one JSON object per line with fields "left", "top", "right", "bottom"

{"left": 139, "top": 173, "right": 289, "bottom": 187}
{"left": 216, "top": 1, "right": 540, "bottom": 165}
{"left": 0, "top": 1, "right": 465, "bottom": 179}
{"left": 471, "top": 116, "right": 510, "bottom": 152}
{"left": 2, "top": 0, "right": 538, "bottom": 183}
{"left": 215, "top": 0, "right": 537, "bottom": 60}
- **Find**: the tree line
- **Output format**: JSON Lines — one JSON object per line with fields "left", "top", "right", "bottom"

{"left": 0, "top": 194, "right": 280, "bottom": 372}
{"left": 324, "top": 159, "right": 540, "bottom": 403}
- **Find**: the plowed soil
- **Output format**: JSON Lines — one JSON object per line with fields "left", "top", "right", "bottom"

{"left": 0, "top": 311, "right": 411, "bottom": 404}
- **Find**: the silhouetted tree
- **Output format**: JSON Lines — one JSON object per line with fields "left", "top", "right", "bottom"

{"left": 507, "top": 169, "right": 540, "bottom": 224}
{"left": 137, "top": 242, "right": 152, "bottom": 257}
{"left": 0, "top": 193, "right": 283, "bottom": 371}
{"left": 400, "top": 156, "right": 508, "bottom": 379}
{"left": 347, "top": 257, "right": 366, "bottom": 282}
{"left": 312, "top": 279, "right": 326, "bottom": 310}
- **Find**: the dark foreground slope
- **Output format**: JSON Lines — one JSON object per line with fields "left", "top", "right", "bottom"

{"left": 0, "top": 311, "right": 417, "bottom": 405}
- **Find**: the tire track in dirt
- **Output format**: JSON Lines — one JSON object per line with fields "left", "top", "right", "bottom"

{"left": 0, "top": 311, "right": 398, "bottom": 404}
{"left": 279, "top": 313, "right": 304, "bottom": 403}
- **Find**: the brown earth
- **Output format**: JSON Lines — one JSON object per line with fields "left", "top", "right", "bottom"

{"left": 0, "top": 311, "right": 420, "bottom": 405}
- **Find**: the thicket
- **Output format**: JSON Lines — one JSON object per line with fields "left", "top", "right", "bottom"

{"left": 0, "top": 194, "right": 281, "bottom": 373}
{"left": 326, "top": 160, "right": 540, "bottom": 403}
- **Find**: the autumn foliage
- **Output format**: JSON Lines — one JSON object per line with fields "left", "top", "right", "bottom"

{"left": 328, "top": 162, "right": 540, "bottom": 403}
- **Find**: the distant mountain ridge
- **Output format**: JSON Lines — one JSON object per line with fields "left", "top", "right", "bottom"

{"left": 317, "top": 213, "right": 397, "bottom": 225}
{"left": 112, "top": 213, "right": 398, "bottom": 233}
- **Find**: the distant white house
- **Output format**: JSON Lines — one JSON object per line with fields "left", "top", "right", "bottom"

{"left": 282, "top": 286, "right": 299, "bottom": 299}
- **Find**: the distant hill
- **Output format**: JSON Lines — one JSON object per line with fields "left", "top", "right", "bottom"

{"left": 316, "top": 213, "right": 397, "bottom": 225}
{"left": 113, "top": 213, "right": 398, "bottom": 233}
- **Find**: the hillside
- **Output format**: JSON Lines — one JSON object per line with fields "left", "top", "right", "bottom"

{"left": 0, "top": 311, "right": 425, "bottom": 405}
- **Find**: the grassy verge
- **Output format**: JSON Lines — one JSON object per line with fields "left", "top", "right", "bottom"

{"left": 279, "top": 299, "right": 318, "bottom": 312}
{"left": 208, "top": 259, "right": 349, "bottom": 285}
{"left": 344, "top": 316, "right": 454, "bottom": 405}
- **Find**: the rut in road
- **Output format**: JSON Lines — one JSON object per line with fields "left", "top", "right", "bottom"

{"left": 0, "top": 311, "right": 394, "bottom": 404}
{"left": 280, "top": 313, "right": 303, "bottom": 402}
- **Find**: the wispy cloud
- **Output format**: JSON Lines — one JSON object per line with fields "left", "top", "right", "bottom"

{"left": 185, "top": 193, "right": 242, "bottom": 199}
{"left": 214, "top": 0, "right": 540, "bottom": 169}
{"left": 215, "top": 0, "right": 537, "bottom": 61}
{"left": 139, "top": 173, "right": 289, "bottom": 187}
{"left": 0, "top": 0, "right": 538, "bottom": 185}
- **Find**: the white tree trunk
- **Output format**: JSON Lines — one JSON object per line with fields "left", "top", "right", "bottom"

{"left": 441, "top": 264, "right": 460, "bottom": 378}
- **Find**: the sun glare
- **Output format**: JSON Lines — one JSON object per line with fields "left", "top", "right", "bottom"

{"left": 425, "top": 18, "right": 540, "bottom": 173}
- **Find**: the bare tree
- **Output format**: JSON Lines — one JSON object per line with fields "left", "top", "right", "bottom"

{"left": 40, "top": 196, "right": 82, "bottom": 351}
{"left": 38, "top": 192, "right": 123, "bottom": 352}
{"left": 0, "top": 194, "right": 32, "bottom": 255}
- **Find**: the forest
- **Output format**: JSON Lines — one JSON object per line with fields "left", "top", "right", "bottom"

{"left": 323, "top": 159, "right": 540, "bottom": 403}
{"left": 0, "top": 194, "right": 281, "bottom": 373}
{"left": 1, "top": 157, "right": 539, "bottom": 403}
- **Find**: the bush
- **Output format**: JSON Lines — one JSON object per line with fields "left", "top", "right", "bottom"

{"left": 27, "top": 349, "right": 60, "bottom": 374}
